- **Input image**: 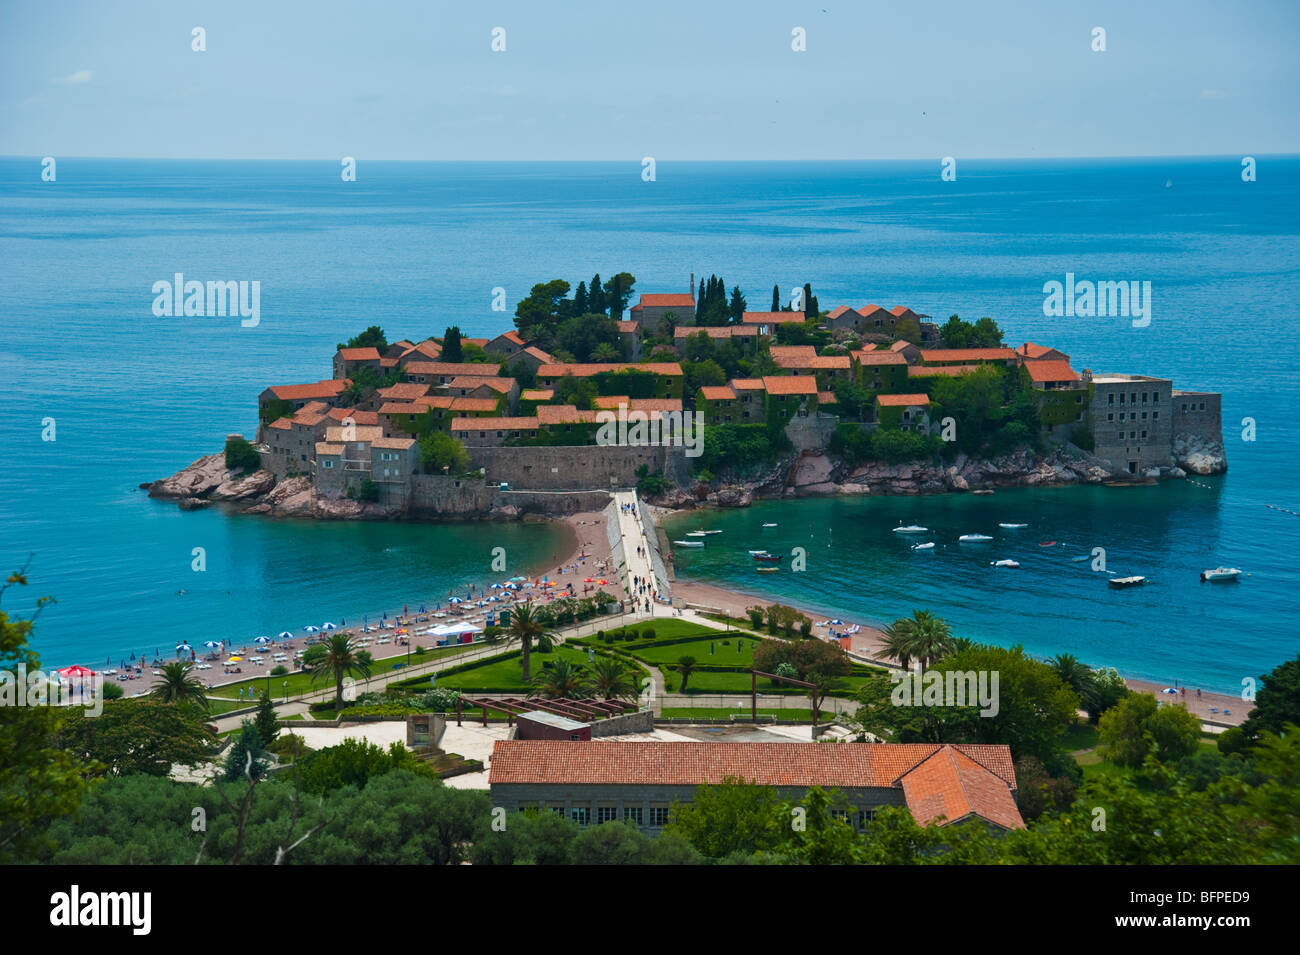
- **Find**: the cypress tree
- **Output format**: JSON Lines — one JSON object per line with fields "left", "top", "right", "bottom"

{"left": 696, "top": 277, "right": 706, "bottom": 323}
{"left": 574, "top": 281, "right": 588, "bottom": 315}
{"left": 803, "top": 283, "right": 815, "bottom": 319}
{"left": 729, "top": 286, "right": 747, "bottom": 325}
{"left": 772, "top": 285, "right": 780, "bottom": 312}
{"left": 588, "top": 274, "right": 605, "bottom": 314}
{"left": 442, "top": 326, "right": 463, "bottom": 363}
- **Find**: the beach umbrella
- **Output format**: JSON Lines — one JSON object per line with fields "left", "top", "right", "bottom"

{"left": 509, "top": 576, "right": 526, "bottom": 582}
{"left": 322, "top": 622, "right": 337, "bottom": 631}
{"left": 58, "top": 664, "right": 96, "bottom": 678}
{"left": 598, "top": 579, "right": 608, "bottom": 585}
{"left": 584, "top": 577, "right": 594, "bottom": 583}
{"left": 202, "top": 640, "right": 221, "bottom": 649}
{"left": 303, "top": 625, "right": 320, "bottom": 633}
{"left": 448, "top": 597, "right": 463, "bottom": 604}
{"left": 419, "top": 604, "right": 426, "bottom": 613}
{"left": 176, "top": 644, "right": 192, "bottom": 653}
{"left": 129, "top": 652, "right": 135, "bottom": 661}
{"left": 490, "top": 583, "right": 502, "bottom": 590}
{"left": 226, "top": 656, "right": 243, "bottom": 664}
{"left": 254, "top": 636, "right": 273, "bottom": 645}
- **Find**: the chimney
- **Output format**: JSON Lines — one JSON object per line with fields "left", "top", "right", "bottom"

{"left": 690, "top": 272, "right": 695, "bottom": 297}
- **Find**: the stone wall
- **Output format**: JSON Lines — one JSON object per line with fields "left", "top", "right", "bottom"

{"left": 467, "top": 444, "right": 689, "bottom": 491}
{"left": 408, "top": 475, "right": 609, "bottom": 518}
{"left": 588, "top": 708, "right": 655, "bottom": 737}
{"left": 785, "top": 412, "right": 840, "bottom": 453}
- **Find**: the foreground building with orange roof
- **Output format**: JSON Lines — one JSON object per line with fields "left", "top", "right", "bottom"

{"left": 488, "top": 740, "right": 1024, "bottom": 833}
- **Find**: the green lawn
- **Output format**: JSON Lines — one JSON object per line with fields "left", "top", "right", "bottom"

{"left": 619, "top": 635, "right": 762, "bottom": 667}
{"left": 659, "top": 707, "right": 834, "bottom": 722}
{"left": 582, "top": 619, "right": 727, "bottom": 643}
{"left": 1064, "top": 721, "right": 1100, "bottom": 753}
{"left": 433, "top": 646, "right": 647, "bottom": 694}
{"left": 669, "top": 668, "right": 873, "bottom": 696}
{"left": 208, "top": 641, "right": 488, "bottom": 701}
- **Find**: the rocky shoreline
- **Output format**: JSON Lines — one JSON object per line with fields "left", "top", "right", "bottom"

{"left": 645, "top": 438, "right": 1227, "bottom": 510}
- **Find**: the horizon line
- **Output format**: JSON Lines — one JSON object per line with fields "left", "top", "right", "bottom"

{"left": 3, "top": 153, "right": 1295, "bottom": 163}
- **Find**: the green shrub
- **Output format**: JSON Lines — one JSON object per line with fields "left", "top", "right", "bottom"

{"left": 641, "top": 628, "right": 655, "bottom": 641}
{"left": 1069, "top": 425, "right": 1095, "bottom": 451}
{"left": 224, "top": 435, "right": 261, "bottom": 473}
{"left": 746, "top": 606, "right": 765, "bottom": 630}
{"left": 270, "top": 665, "right": 288, "bottom": 676}
{"left": 357, "top": 479, "right": 380, "bottom": 503}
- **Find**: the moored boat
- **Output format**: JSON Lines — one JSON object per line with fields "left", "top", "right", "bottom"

{"left": 998, "top": 523, "right": 1028, "bottom": 529}
{"left": 700, "top": 530, "right": 723, "bottom": 535}
{"left": 959, "top": 533, "right": 992, "bottom": 542}
{"left": 893, "top": 525, "right": 928, "bottom": 534}
{"left": 1200, "top": 567, "right": 1242, "bottom": 582}
{"left": 748, "top": 549, "right": 769, "bottom": 555}
{"left": 1108, "top": 576, "right": 1147, "bottom": 588}
{"left": 686, "top": 531, "right": 708, "bottom": 537}
{"left": 762, "top": 523, "right": 778, "bottom": 527}
{"left": 753, "top": 553, "right": 783, "bottom": 563}
{"left": 755, "top": 566, "right": 779, "bottom": 574}
{"left": 672, "top": 540, "right": 705, "bottom": 548}
{"left": 911, "top": 542, "right": 935, "bottom": 551}
{"left": 990, "top": 559, "right": 1020, "bottom": 568}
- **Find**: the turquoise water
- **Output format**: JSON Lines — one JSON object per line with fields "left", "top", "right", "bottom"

{"left": 2, "top": 157, "right": 1298, "bottom": 683}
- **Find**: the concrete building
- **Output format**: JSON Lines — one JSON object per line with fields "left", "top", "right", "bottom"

{"left": 488, "top": 740, "right": 1024, "bottom": 833}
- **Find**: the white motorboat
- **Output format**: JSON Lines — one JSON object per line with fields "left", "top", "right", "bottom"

{"left": 672, "top": 540, "right": 705, "bottom": 548}
{"left": 686, "top": 531, "right": 708, "bottom": 537}
{"left": 911, "top": 542, "right": 935, "bottom": 551}
{"left": 1108, "top": 575, "right": 1147, "bottom": 588}
{"left": 699, "top": 530, "right": 723, "bottom": 535}
{"left": 748, "top": 549, "right": 769, "bottom": 556}
{"left": 762, "top": 523, "right": 778, "bottom": 527}
{"left": 893, "top": 525, "right": 929, "bottom": 534}
{"left": 990, "top": 559, "right": 1020, "bottom": 568}
{"left": 998, "top": 523, "right": 1028, "bottom": 529}
{"left": 1200, "top": 567, "right": 1242, "bottom": 582}
{"left": 959, "top": 533, "right": 993, "bottom": 542}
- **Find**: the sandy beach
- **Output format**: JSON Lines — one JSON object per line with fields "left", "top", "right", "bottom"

{"left": 134, "top": 509, "right": 623, "bottom": 697}
{"left": 668, "top": 576, "right": 1247, "bottom": 727}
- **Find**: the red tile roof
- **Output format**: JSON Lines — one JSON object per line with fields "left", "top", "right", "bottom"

{"left": 890, "top": 305, "right": 916, "bottom": 317}
{"left": 1023, "top": 359, "right": 1080, "bottom": 383}
{"left": 741, "top": 311, "right": 806, "bottom": 325}
{"left": 521, "top": 346, "right": 555, "bottom": 362}
{"left": 264, "top": 380, "right": 349, "bottom": 401}
{"left": 451, "top": 416, "right": 539, "bottom": 431}
{"left": 877, "top": 393, "right": 930, "bottom": 407}
{"left": 371, "top": 436, "right": 417, "bottom": 450}
{"left": 616, "top": 320, "right": 639, "bottom": 334}
{"left": 537, "top": 362, "right": 683, "bottom": 378}
{"left": 536, "top": 405, "right": 600, "bottom": 425}
{"left": 762, "top": 375, "right": 819, "bottom": 396}
{"left": 699, "top": 385, "right": 736, "bottom": 401}
{"left": 858, "top": 305, "right": 885, "bottom": 318}
{"left": 899, "top": 746, "right": 1025, "bottom": 830}
{"left": 399, "top": 340, "right": 443, "bottom": 361}
{"left": 674, "top": 325, "right": 758, "bottom": 339}
{"left": 405, "top": 361, "right": 503, "bottom": 378}
{"left": 445, "top": 376, "right": 514, "bottom": 393}
{"left": 1016, "top": 341, "right": 1057, "bottom": 359}
{"left": 266, "top": 418, "right": 291, "bottom": 431}
{"left": 448, "top": 397, "right": 500, "bottom": 412}
{"left": 494, "top": 330, "right": 526, "bottom": 346}
{"left": 827, "top": 305, "right": 860, "bottom": 319}
{"left": 853, "top": 350, "right": 907, "bottom": 366}
{"left": 378, "top": 383, "right": 430, "bottom": 401}
{"left": 775, "top": 354, "right": 852, "bottom": 370}
{"left": 488, "top": 741, "right": 1020, "bottom": 829}
{"left": 336, "top": 347, "right": 380, "bottom": 360}
{"left": 632, "top": 293, "right": 695, "bottom": 309}
{"left": 378, "top": 401, "right": 427, "bottom": 415}
{"left": 817, "top": 390, "right": 838, "bottom": 404}
{"left": 920, "top": 348, "right": 1018, "bottom": 363}
{"left": 520, "top": 388, "right": 554, "bottom": 401}
{"left": 769, "top": 345, "right": 818, "bottom": 360}
{"left": 729, "top": 378, "right": 765, "bottom": 391}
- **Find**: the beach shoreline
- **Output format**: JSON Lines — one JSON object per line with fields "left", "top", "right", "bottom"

{"left": 667, "top": 576, "right": 1247, "bottom": 727}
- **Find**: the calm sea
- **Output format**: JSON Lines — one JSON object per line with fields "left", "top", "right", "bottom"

{"left": 2, "top": 157, "right": 1297, "bottom": 688}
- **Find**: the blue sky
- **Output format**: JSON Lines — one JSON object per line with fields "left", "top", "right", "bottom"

{"left": 2, "top": 0, "right": 1297, "bottom": 159}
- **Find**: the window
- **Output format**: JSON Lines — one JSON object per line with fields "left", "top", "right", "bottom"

{"left": 1181, "top": 403, "right": 1188, "bottom": 412}
{"left": 1108, "top": 394, "right": 1114, "bottom": 404}
{"left": 597, "top": 806, "right": 618, "bottom": 824}
{"left": 549, "top": 805, "right": 564, "bottom": 816}
{"left": 624, "top": 806, "right": 643, "bottom": 825}
{"left": 1153, "top": 411, "right": 1159, "bottom": 420}
{"left": 650, "top": 806, "right": 670, "bottom": 827}
{"left": 1141, "top": 412, "right": 1147, "bottom": 420}
{"left": 323, "top": 460, "right": 334, "bottom": 469}
{"left": 1131, "top": 392, "right": 1138, "bottom": 403}
{"left": 1199, "top": 402, "right": 1206, "bottom": 411}
{"left": 571, "top": 807, "right": 591, "bottom": 826}
{"left": 1152, "top": 393, "right": 1159, "bottom": 403}
{"left": 857, "top": 809, "right": 876, "bottom": 828}
{"left": 1119, "top": 393, "right": 1125, "bottom": 403}
{"left": 1142, "top": 392, "right": 1148, "bottom": 402}
{"left": 1141, "top": 431, "right": 1148, "bottom": 438}
{"left": 1130, "top": 431, "right": 1136, "bottom": 439}
{"left": 1107, "top": 413, "right": 1113, "bottom": 421}
{"left": 830, "top": 809, "right": 849, "bottom": 822}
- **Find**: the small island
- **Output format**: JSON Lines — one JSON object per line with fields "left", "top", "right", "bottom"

{"left": 147, "top": 272, "right": 1226, "bottom": 519}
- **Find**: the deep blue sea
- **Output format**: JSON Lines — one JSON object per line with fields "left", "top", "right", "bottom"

{"left": 2, "top": 157, "right": 1298, "bottom": 690}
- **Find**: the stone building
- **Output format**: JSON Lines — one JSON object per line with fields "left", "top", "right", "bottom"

{"left": 488, "top": 740, "right": 1024, "bottom": 833}
{"left": 1086, "top": 373, "right": 1174, "bottom": 474}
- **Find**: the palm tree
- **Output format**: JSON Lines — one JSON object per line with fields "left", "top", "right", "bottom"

{"left": 589, "top": 656, "right": 635, "bottom": 700}
{"left": 876, "top": 610, "right": 954, "bottom": 672}
{"left": 677, "top": 656, "right": 698, "bottom": 693}
{"left": 310, "top": 632, "right": 373, "bottom": 710}
{"left": 151, "top": 660, "right": 209, "bottom": 712}
{"left": 509, "top": 601, "right": 556, "bottom": 682}
{"left": 532, "top": 659, "right": 586, "bottom": 699}
{"left": 1050, "top": 653, "right": 1096, "bottom": 709}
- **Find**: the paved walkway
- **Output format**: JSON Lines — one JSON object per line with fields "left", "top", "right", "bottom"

{"left": 612, "top": 490, "right": 663, "bottom": 615}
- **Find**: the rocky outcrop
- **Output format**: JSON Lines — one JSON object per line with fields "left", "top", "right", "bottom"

{"left": 1173, "top": 432, "right": 1228, "bottom": 475}
{"left": 147, "top": 453, "right": 229, "bottom": 499}
{"left": 210, "top": 469, "right": 276, "bottom": 501}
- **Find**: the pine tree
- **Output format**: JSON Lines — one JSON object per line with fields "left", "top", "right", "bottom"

{"left": 803, "top": 283, "right": 816, "bottom": 319}
{"left": 441, "top": 326, "right": 463, "bottom": 363}
{"left": 696, "top": 277, "right": 706, "bottom": 323}
{"left": 588, "top": 274, "right": 605, "bottom": 314}
{"left": 772, "top": 285, "right": 780, "bottom": 311}
{"left": 223, "top": 723, "right": 269, "bottom": 782}
{"left": 253, "top": 692, "right": 278, "bottom": 747}
{"left": 729, "top": 285, "right": 747, "bottom": 324}
{"left": 573, "top": 281, "right": 588, "bottom": 315}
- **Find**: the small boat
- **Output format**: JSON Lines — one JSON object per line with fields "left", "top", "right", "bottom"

{"left": 1070, "top": 555, "right": 1091, "bottom": 563}
{"left": 762, "top": 523, "right": 778, "bottom": 527}
{"left": 672, "top": 540, "right": 705, "bottom": 548}
{"left": 911, "top": 542, "right": 935, "bottom": 551}
{"left": 893, "top": 525, "right": 929, "bottom": 534}
{"left": 748, "top": 549, "right": 769, "bottom": 556}
{"left": 1108, "top": 576, "right": 1147, "bottom": 588}
{"left": 1200, "top": 567, "right": 1242, "bottom": 582}
{"left": 959, "top": 534, "right": 992, "bottom": 542}
{"left": 972, "top": 489, "right": 994, "bottom": 495}
{"left": 998, "top": 523, "right": 1028, "bottom": 529}
{"left": 753, "top": 553, "right": 783, "bottom": 563}
{"left": 686, "top": 531, "right": 708, "bottom": 537}
{"left": 755, "top": 566, "right": 780, "bottom": 574}
{"left": 990, "top": 559, "right": 1020, "bottom": 568}
{"left": 1039, "top": 540, "right": 1057, "bottom": 547}
{"left": 699, "top": 530, "right": 723, "bottom": 535}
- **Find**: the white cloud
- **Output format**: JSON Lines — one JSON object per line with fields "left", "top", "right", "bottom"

{"left": 53, "top": 69, "right": 93, "bottom": 85}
